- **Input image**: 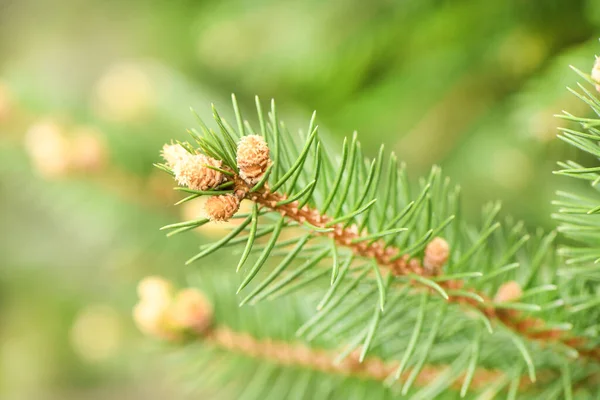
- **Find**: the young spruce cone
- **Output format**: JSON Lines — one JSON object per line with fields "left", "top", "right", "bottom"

{"left": 205, "top": 194, "right": 240, "bottom": 222}
{"left": 494, "top": 281, "right": 522, "bottom": 303}
{"left": 236, "top": 135, "right": 270, "bottom": 185}
{"left": 423, "top": 237, "right": 450, "bottom": 273}
{"left": 172, "top": 153, "right": 224, "bottom": 191}
{"left": 161, "top": 143, "right": 190, "bottom": 168}
{"left": 133, "top": 277, "right": 214, "bottom": 340}
{"left": 133, "top": 276, "right": 175, "bottom": 340}
{"left": 169, "top": 288, "right": 213, "bottom": 335}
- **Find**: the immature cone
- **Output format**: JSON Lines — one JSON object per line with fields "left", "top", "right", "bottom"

{"left": 70, "top": 128, "right": 107, "bottom": 171}
{"left": 169, "top": 288, "right": 213, "bottom": 335}
{"left": 133, "top": 276, "right": 174, "bottom": 339}
{"left": 236, "top": 135, "right": 270, "bottom": 185}
{"left": 423, "top": 237, "right": 450, "bottom": 273}
{"left": 137, "top": 276, "right": 173, "bottom": 302}
{"left": 24, "top": 120, "right": 71, "bottom": 178}
{"left": 133, "top": 301, "right": 174, "bottom": 339}
{"left": 205, "top": 194, "right": 240, "bottom": 222}
{"left": 161, "top": 143, "right": 189, "bottom": 168}
{"left": 494, "top": 281, "right": 522, "bottom": 303}
{"left": 593, "top": 57, "right": 600, "bottom": 93}
{"left": 173, "top": 153, "right": 224, "bottom": 191}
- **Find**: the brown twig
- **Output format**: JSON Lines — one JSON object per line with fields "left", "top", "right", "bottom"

{"left": 204, "top": 325, "right": 555, "bottom": 392}
{"left": 237, "top": 181, "right": 600, "bottom": 363}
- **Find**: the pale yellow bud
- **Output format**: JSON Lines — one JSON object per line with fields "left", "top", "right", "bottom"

{"left": 494, "top": 281, "right": 522, "bottom": 303}
{"left": 169, "top": 288, "right": 213, "bottom": 335}
{"left": 593, "top": 57, "right": 600, "bottom": 93}
{"left": 134, "top": 276, "right": 176, "bottom": 340}
{"left": 173, "top": 153, "right": 224, "bottom": 191}
{"left": 134, "top": 278, "right": 215, "bottom": 341}
{"left": 24, "top": 120, "right": 70, "bottom": 178}
{"left": 236, "top": 135, "right": 270, "bottom": 185}
{"left": 70, "top": 128, "right": 107, "bottom": 172}
{"left": 423, "top": 237, "right": 450, "bottom": 273}
{"left": 161, "top": 143, "right": 190, "bottom": 168}
{"left": 137, "top": 276, "right": 173, "bottom": 304}
{"left": 133, "top": 299, "right": 173, "bottom": 339}
{"left": 205, "top": 194, "right": 240, "bottom": 222}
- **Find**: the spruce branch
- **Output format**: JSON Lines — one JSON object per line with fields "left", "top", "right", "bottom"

{"left": 134, "top": 277, "right": 599, "bottom": 398}
{"left": 150, "top": 88, "right": 600, "bottom": 397}
{"left": 552, "top": 65, "right": 600, "bottom": 314}
{"left": 175, "top": 324, "right": 572, "bottom": 392}
{"left": 227, "top": 176, "right": 597, "bottom": 362}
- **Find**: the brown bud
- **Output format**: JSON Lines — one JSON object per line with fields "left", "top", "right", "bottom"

{"left": 494, "top": 281, "right": 522, "bottom": 303}
{"left": 423, "top": 237, "right": 450, "bottom": 273}
{"left": 161, "top": 143, "right": 189, "bottom": 168}
{"left": 236, "top": 135, "right": 270, "bottom": 185}
{"left": 205, "top": 194, "right": 240, "bottom": 222}
{"left": 173, "top": 153, "right": 224, "bottom": 191}
{"left": 169, "top": 288, "right": 213, "bottom": 335}
{"left": 593, "top": 57, "right": 600, "bottom": 93}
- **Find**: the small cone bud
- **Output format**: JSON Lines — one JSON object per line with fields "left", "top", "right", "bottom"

{"left": 205, "top": 194, "right": 240, "bottom": 222}
{"left": 593, "top": 57, "right": 600, "bottom": 93}
{"left": 169, "top": 288, "right": 213, "bottom": 335}
{"left": 423, "top": 237, "right": 450, "bottom": 273}
{"left": 133, "top": 276, "right": 175, "bottom": 339}
{"left": 494, "top": 281, "right": 522, "bottom": 303}
{"left": 24, "top": 121, "right": 70, "bottom": 178}
{"left": 236, "top": 135, "right": 270, "bottom": 185}
{"left": 134, "top": 278, "right": 215, "bottom": 341}
{"left": 173, "top": 153, "right": 224, "bottom": 191}
{"left": 133, "top": 300, "right": 174, "bottom": 339}
{"left": 161, "top": 143, "right": 189, "bottom": 168}
{"left": 70, "top": 129, "right": 107, "bottom": 171}
{"left": 137, "top": 276, "right": 173, "bottom": 303}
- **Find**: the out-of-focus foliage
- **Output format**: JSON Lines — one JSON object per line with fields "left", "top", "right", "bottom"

{"left": 0, "top": 0, "right": 599, "bottom": 398}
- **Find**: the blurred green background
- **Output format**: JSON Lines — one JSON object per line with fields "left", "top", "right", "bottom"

{"left": 1, "top": 0, "right": 599, "bottom": 398}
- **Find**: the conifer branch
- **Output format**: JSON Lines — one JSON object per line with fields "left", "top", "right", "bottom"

{"left": 161, "top": 125, "right": 600, "bottom": 365}
{"left": 151, "top": 87, "right": 600, "bottom": 397}
{"left": 245, "top": 181, "right": 600, "bottom": 363}
{"left": 203, "top": 327, "right": 533, "bottom": 390}
{"left": 133, "top": 277, "right": 596, "bottom": 395}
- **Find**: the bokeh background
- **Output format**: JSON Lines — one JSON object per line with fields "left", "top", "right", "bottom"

{"left": 1, "top": 0, "right": 599, "bottom": 398}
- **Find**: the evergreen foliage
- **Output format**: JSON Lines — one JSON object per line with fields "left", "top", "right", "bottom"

{"left": 152, "top": 69, "right": 600, "bottom": 398}
{"left": 555, "top": 67, "right": 600, "bottom": 280}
